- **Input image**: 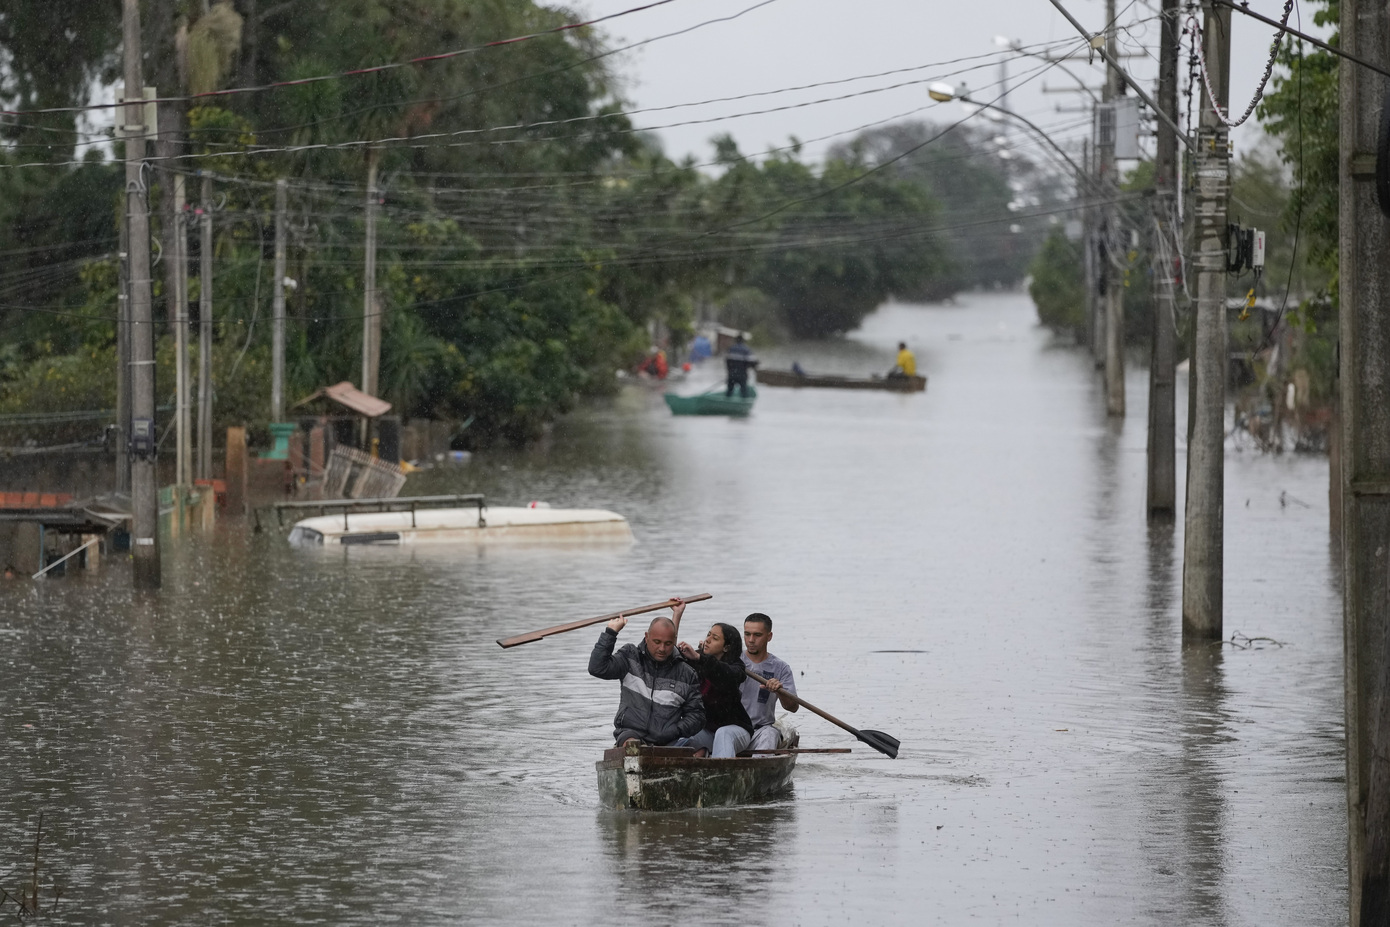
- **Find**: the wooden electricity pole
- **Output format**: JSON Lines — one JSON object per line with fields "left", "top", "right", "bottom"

{"left": 197, "top": 176, "right": 213, "bottom": 480}
{"left": 1181, "top": 0, "right": 1230, "bottom": 639}
{"left": 272, "top": 178, "right": 287, "bottom": 422}
{"left": 1146, "top": 0, "right": 1180, "bottom": 517}
{"left": 122, "top": 0, "right": 160, "bottom": 588}
{"left": 1101, "top": 0, "right": 1126, "bottom": 417}
{"left": 1339, "top": 0, "right": 1390, "bottom": 916}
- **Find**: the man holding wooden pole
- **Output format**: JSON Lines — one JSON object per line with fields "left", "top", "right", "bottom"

{"left": 588, "top": 601, "right": 704, "bottom": 747}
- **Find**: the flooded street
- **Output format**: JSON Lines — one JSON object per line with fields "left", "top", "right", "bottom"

{"left": 2, "top": 291, "right": 1345, "bottom": 925}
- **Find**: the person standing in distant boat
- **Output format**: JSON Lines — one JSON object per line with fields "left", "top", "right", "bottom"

{"left": 725, "top": 334, "right": 758, "bottom": 398}
{"left": 740, "top": 613, "right": 799, "bottom": 751}
{"left": 889, "top": 342, "right": 916, "bottom": 379}
{"left": 589, "top": 601, "right": 705, "bottom": 747}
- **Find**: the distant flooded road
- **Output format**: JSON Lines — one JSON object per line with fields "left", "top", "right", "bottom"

{"left": 2, "top": 291, "right": 1345, "bottom": 925}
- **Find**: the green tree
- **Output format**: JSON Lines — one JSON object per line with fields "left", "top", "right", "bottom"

{"left": 1028, "top": 227, "right": 1085, "bottom": 336}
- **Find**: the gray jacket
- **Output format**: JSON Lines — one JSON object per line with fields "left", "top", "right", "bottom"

{"left": 588, "top": 628, "right": 705, "bottom": 744}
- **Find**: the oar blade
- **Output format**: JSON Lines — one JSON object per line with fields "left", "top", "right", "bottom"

{"left": 857, "top": 729, "right": 900, "bottom": 759}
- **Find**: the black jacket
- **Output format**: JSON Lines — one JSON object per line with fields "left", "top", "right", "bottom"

{"left": 685, "top": 650, "right": 754, "bottom": 736}
{"left": 589, "top": 629, "right": 705, "bottom": 744}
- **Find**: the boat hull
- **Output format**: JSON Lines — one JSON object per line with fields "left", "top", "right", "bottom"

{"left": 595, "top": 737, "right": 797, "bottom": 811}
{"left": 664, "top": 387, "right": 757, "bottom": 416}
{"left": 756, "top": 369, "right": 927, "bottom": 392}
{"left": 287, "top": 506, "right": 633, "bottom": 546}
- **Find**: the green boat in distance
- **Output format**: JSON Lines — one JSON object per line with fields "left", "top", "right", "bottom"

{"left": 663, "top": 385, "right": 757, "bottom": 416}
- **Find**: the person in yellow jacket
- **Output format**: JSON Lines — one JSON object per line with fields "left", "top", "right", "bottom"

{"left": 891, "top": 342, "right": 917, "bottom": 378}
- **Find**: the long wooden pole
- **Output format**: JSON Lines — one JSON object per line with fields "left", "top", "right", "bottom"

{"left": 496, "top": 594, "right": 712, "bottom": 648}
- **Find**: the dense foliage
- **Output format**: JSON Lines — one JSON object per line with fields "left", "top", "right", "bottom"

{"left": 1255, "top": 0, "right": 1340, "bottom": 402}
{"left": 0, "top": 1, "right": 1055, "bottom": 448}
{"left": 1027, "top": 228, "right": 1085, "bottom": 337}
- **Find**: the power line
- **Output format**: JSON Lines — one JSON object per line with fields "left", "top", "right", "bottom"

{"left": 0, "top": 0, "right": 696, "bottom": 118}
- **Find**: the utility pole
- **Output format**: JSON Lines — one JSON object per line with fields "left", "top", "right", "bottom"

{"left": 116, "top": 189, "right": 130, "bottom": 492}
{"left": 1100, "top": 0, "right": 1125, "bottom": 416}
{"left": 198, "top": 176, "right": 213, "bottom": 480}
{"left": 173, "top": 173, "right": 191, "bottom": 487}
{"left": 122, "top": 0, "right": 160, "bottom": 588}
{"left": 272, "top": 178, "right": 287, "bottom": 422}
{"left": 1090, "top": 136, "right": 1105, "bottom": 366}
{"left": 362, "top": 148, "right": 381, "bottom": 402}
{"left": 1146, "top": 0, "right": 1180, "bottom": 517}
{"left": 1083, "top": 140, "right": 1099, "bottom": 358}
{"left": 1339, "top": 0, "right": 1390, "bottom": 915}
{"left": 1181, "top": 0, "right": 1230, "bottom": 639}
{"left": 156, "top": 102, "right": 191, "bottom": 487}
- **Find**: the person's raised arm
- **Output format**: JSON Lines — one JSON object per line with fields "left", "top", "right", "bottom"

{"left": 588, "top": 616, "right": 628, "bottom": 679}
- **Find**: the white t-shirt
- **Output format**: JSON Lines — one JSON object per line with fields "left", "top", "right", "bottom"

{"left": 740, "top": 652, "right": 796, "bottom": 729}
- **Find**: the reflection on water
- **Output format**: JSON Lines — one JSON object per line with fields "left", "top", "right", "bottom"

{"left": 599, "top": 805, "right": 798, "bottom": 922}
{"left": 0, "top": 292, "right": 1346, "bottom": 925}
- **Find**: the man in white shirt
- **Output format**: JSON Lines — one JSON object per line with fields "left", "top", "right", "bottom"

{"left": 740, "top": 613, "right": 799, "bottom": 751}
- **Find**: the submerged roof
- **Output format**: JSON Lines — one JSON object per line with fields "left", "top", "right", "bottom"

{"left": 293, "top": 381, "right": 392, "bottom": 418}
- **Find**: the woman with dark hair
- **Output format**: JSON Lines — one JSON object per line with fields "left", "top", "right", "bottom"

{"left": 675, "top": 622, "right": 755, "bottom": 758}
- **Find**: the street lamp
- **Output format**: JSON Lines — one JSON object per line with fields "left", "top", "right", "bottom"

{"left": 926, "top": 82, "right": 1086, "bottom": 181}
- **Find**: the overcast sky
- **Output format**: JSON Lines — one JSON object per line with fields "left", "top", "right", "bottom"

{"left": 578, "top": 0, "right": 1323, "bottom": 172}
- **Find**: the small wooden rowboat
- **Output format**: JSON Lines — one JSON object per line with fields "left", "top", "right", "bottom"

{"left": 756, "top": 369, "right": 927, "bottom": 393}
{"left": 663, "top": 385, "right": 757, "bottom": 417}
{"left": 596, "top": 733, "right": 800, "bottom": 811}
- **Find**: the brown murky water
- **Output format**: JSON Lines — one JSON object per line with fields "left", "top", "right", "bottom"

{"left": 1, "top": 292, "right": 1345, "bottom": 925}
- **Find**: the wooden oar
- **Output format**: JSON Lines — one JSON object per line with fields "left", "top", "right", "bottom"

{"left": 741, "top": 748, "right": 852, "bottom": 755}
{"left": 745, "top": 669, "right": 900, "bottom": 759}
{"left": 496, "top": 593, "right": 712, "bottom": 649}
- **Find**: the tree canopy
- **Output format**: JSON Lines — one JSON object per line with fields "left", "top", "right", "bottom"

{"left": 0, "top": 0, "right": 1057, "bottom": 447}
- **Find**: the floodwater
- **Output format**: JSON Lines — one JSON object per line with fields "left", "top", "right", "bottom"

{"left": 1, "top": 292, "right": 1345, "bottom": 925}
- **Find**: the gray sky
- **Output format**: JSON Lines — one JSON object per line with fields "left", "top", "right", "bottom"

{"left": 579, "top": 0, "right": 1324, "bottom": 171}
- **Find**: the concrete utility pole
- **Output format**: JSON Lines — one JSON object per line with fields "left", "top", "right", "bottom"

{"left": 172, "top": 173, "right": 191, "bottom": 487}
{"left": 122, "top": 0, "right": 160, "bottom": 588}
{"left": 1089, "top": 136, "right": 1105, "bottom": 366}
{"left": 198, "top": 176, "right": 213, "bottom": 480}
{"left": 1100, "top": 0, "right": 1126, "bottom": 417}
{"left": 272, "top": 178, "right": 287, "bottom": 422}
{"left": 1082, "top": 140, "right": 1099, "bottom": 358}
{"left": 1181, "top": 0, "right": 1230, "bottom": 639}
{"left": 1339, "top": 0, "right": 1390, "bottom": 916}
{"left": 116, "top": 191, "right": 130, "bottom": 492}
{"left": 362, "top": 148, "right": 381, "bottom": 402}
{"left": 156, "top": 103, "right": 191, "bottom": 487}
{"left": 1146, "top": 0, "right": 1180, "bottom": 517}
